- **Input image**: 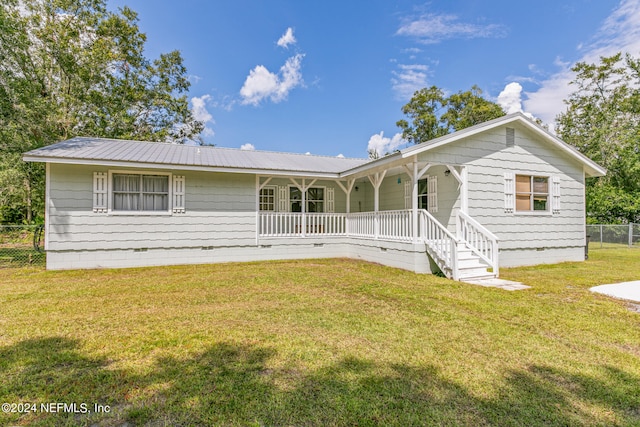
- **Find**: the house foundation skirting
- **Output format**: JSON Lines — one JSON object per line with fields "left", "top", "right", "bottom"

{"left": 499, "top": 246, "right": 586, "bottom": 267}
{"left": 44, "top": 237, "right": 435, "bottom": 273}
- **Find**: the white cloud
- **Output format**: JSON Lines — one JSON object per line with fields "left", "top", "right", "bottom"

{"left": 524, "top": 0, "right": 640, "bottom": 126}
{"left": 277, "top": 27, "right": 296, "bottom": 48}
{"left": 240, "top": 143, "right": 255, "bottom": 151}
{"left": 397, "top": 13, "right": 507, "bottom": 44}
{"left": 240, "top": 54, "right": 305, "bottom": 105}
{"left": 497, "top": 82, "right": 525, "bottom": 114}
{"left": 190, "top": 95, "right": 215, "bottom": 137}
{"left": 497, "top": 82, "right": 537, "bottom": 121}
{"left": 392, "top": 64, "right": 429, "bottom": 100}
{"left": 591, "top": 0, "right": 640, "bottom": 55}
{"left": 367, "top": 132, "right": 406, "bottom": 157}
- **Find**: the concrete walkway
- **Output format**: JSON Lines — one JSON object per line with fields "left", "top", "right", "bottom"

{"left": 463, "top": 278, "right": 531, "bottom": 291}
{"left": 590, "top": 281, "right": 640, "bottom": 302}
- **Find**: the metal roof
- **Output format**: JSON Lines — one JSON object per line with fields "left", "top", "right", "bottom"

{"left": 24, "top": 137, "right": 370, "bottom": 176}
{"left": 23, "top": 114, "right": 606, "bottom": 178}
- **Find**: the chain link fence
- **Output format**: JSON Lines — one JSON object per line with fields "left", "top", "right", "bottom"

{"left": 586, "top": 223, "right": 640, "bottom": 249}
{"left": 0, "top": 224, "right": 45, "bottom": 268}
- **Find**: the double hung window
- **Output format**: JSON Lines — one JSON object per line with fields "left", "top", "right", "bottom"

{"left": 515, "top": 175, "right": 548, "bottom": 212}
{"left": 112, "top": 174, "right": 169, "bottom": 211}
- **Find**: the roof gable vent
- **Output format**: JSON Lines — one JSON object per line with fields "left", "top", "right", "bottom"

{"left": 506, "top": 127, "right": 515, "bottom": 147}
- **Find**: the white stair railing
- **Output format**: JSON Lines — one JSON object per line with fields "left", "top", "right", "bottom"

{"left": 418, "top": 209, "right": 458, "bottom": 280}
{"left": 456, "top": 211, "right": 499, "bottom": 277}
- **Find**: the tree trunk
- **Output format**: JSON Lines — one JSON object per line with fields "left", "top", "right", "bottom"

{"left": 24, "top": 177, "right": 32, "bottom": 224}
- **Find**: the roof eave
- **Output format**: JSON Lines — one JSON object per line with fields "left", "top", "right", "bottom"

{"left": 22, "top": 155, "right": 345, "bottom": 179}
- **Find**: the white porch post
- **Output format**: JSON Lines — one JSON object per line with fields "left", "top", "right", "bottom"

{"left": 256, "top": 176, "right": 273, "bottom": 244}
{"left": 367, "top": 171, "right": 386, "bottom": 239}
{"left": 301, "top": 178, "right": 306, "bottom": 237}
{"left": 461, "top": 166, "right": 468, "bottom": 214}
{"left": 404, "top": 160, "right": 431, "bottom": 243}
{"left": 412, "top": 161, "right": 418, "bottom": 243}
{"left": 255, "top": 175, "right": 260, "bottom": 244}
{"left": 336, "top": 179, "right": 355, "bottom": 235}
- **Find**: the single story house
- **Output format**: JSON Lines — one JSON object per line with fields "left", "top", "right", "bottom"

{"left": 23, "top": 113, "right": 606, "bottom": 280}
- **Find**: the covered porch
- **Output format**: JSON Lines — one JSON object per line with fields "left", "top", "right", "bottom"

{"left": 254, "top": 157, "right": 500, "bottom": 280}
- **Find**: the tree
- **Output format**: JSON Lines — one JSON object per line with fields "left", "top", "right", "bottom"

{"left": 396, "top": 85, "right": 505, "bottom": 144}
{"left": 556, "top": 53, "right": 640, "bottom": 223}
{"left": 0, "top": 0, "right": 204, "bottom": 223}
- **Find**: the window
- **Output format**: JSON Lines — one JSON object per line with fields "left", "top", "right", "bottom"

{"left": 418, "top": 178, "right": 429, "bottom": 210}
{"left": 113, "top": 173, "right": 169, "bottom": 211}
{"left": 515, "top": 175, "right": 548, "bottom": 212}
{"left": 260, "top": 186, "right": 276, "bottom": 211}
{"left": 290, "top": 187, "right": 324, "bottom": 213}
{"left": 306, "top": 187, "right": 324, "bottom": 213}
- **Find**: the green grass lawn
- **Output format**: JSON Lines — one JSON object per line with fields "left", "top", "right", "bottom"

{"left": 1, "top": 248, "right": 640, "bottom": 426}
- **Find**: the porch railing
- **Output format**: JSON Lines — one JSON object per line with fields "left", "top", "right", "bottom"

{"left": 259, "top": 212, "right": 304, "bottom": 237}
{"left": 259, "top": 210, "right": 413, "bottom": 241}
{"left": 305, "top": 213, "right": 347, "bottom": 236}
{"left": 259, "top": 209, "right": 498, "bottom": 281}
{"left": 259, "top": 212, "right": 347, "bottom": 237}
{"left": 456, "top": 210, "right": 499, "bottom": 276}
{"left": 348, "top": 212, "right": 375, "bottom": 238}
{"left": 378, "top": 210, "right": 413, "bottom": 241}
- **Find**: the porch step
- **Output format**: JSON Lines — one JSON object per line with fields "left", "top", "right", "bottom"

{"left": 457, "top": 248, "right": 492, "bottom": 277}
{"left": 425, "top": 240, "right": 496, "bottom": 281}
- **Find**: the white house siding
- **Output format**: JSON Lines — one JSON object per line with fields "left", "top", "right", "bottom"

{"left": 47, "top": 164, "right": 257, "bottom": 269}
{"left": 416, "top": 123, "right": 587, "bottom": 267}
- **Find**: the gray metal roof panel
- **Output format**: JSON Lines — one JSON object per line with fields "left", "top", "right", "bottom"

{"left": 24, "top": 137, "right": 370, "bottom": 174}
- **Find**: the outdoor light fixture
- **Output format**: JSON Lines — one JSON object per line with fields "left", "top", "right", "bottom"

{"left": 444, "top": 169, "right": 451, "bottom": 177}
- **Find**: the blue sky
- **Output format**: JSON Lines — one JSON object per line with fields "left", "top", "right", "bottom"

{"left": 108, "top": 0, "right": 640, "bottom": 158}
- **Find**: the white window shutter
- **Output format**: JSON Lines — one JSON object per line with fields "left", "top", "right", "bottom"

{"left": 427, "top": 175, "right": 438, "bottom": 213}
{"left": 326, "top": 187, "right": 335, "bottom": 213}
{"left": 504, "top": 172, "right": 515, "bottom": 213}
{"left": 93, "top": 172, "right": 107, "bottom": 213}
{"left": 278, "top": 186, "right": 288, "bottom": 212}
{"left": 172, "top": 175, "right": 186, "bottom": 213}
{"left": 404, "top": 180, "right": 411, "bottom": 209}
{"left": 552, "top": 176, "right": 560, "bottom": 214}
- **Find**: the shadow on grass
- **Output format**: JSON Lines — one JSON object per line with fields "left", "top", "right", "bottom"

{"left": 1, "top": 338, "right": 639, "bottom": 426}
